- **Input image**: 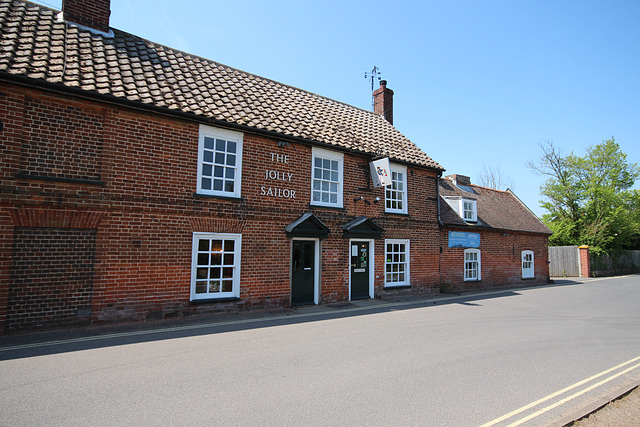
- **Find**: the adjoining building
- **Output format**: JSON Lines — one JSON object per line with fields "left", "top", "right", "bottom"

{"left": 439, "top": 174, "right": 552, "bottom": 292}
{"left": 0, "top": 0, "right": 448, "bottom": 332}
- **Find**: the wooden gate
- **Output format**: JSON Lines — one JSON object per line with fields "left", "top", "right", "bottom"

{"left": 548, "top": 246, "right": 580, "bottom": 277}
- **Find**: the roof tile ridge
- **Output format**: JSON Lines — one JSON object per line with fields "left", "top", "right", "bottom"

{"left": 470, "top": 183, "right": 509, "bottom": 194}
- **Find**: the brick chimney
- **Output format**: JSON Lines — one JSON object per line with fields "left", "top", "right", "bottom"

{"left": 445, "top": 174, "right": 471, "bottom": 186}
{"left": 62, "top": 0, "right": 111, "bottom": 33}
{"left": 373, "top": 80, "right": 394, "bottom": 125}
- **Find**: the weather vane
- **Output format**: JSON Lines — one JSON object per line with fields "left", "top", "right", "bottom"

{"left": 364, "top": 66, "right": 382, "bottom": 110}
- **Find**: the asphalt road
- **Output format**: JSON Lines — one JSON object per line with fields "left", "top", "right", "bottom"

{"left": 1, "top": 275, "right": 639, "bottom": 426}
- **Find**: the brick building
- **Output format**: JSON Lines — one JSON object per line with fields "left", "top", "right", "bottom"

{"left": 0, "top": 1, "right": 551, "bottom": 334}
{"left": 0, "top": 0, "right": 448, "bottom": 333}
{"left": 439, "top": 174, "right": 552, "bottom": 292}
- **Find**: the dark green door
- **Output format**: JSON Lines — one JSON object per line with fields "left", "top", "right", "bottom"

{"left": 351, "top": 241, "right": 370, "bottom": 300}
{"left": 292, "top": 240, "right": 315, "bottom": 305}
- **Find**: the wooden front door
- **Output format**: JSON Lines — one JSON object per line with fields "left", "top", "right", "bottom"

{"left": 350, "top": 241, "right": 370, "bottom": 300}
{"left": 291, "top": 240, "right": 316, "bottom": 305}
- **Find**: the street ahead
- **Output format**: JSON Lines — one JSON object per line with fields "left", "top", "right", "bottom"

{"left": 1, "top": 275, "right": 639, "bottom": 426}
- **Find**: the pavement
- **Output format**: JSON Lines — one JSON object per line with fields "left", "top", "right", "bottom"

{"left": 1, "top": 276, "right": 639, "bottom": 426}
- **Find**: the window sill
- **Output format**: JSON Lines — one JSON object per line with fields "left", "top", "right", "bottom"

{"left": 464, "top": 279, "right": 482, "bottom": 282}
{"left": 309, "top": 204, "right": 345, "bottom": 211}
{"left": 15, "top": 173, "right": 105, "bottom": 186}
{"left": 190, "top": 297, "right": 240, "bottom": 304}
{"left": 522, "top": 277, "right": 536, "bottom": 280}
{"left": 193, "top": 193, "right": 244, "bottom": 201}
{"left": 384, "top": 211, "right": 410, "bottom": 217}
{"left": 384, "top": 284, "right": 411, "bottom": 289}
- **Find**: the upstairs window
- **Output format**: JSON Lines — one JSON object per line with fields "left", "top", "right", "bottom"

{"left": 197, "top": 125, "right": 243, "bottom": 198}
{"left": 385, "top": 164, "right": 407, "bottom": 214}
{"left": 462, "top": 199, "right": 477, "bottom": 222}
{"left": 464, "top": 249, "right": 481, "bottom": 281}
{"left": 311, "top": 147, "right": 343, "bottom": 208}
{"left": 522, "top": 250, "right": 535, "bottom": 278}
{"left": 443, "top": 196, "right": 478, "bottom": 222}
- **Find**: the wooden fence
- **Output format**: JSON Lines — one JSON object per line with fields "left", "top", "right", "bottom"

{"left": 591, "top": 250, "right": 640, "bottom": 277}
{"left": 549, "top": 246, "right": 640, "bottom": 277}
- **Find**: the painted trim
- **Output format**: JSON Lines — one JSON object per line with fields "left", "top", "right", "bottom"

{"left": 310, "top": 147, "right": 344, "bottom": 208}
{"left": 190, "top": 232, "right": 242, "bottom": 301}
{"left": 196, "top": 124, "right": 243, "bottom": 198}
{"left": 384, "top": 238, "right": 411, "bottom": 287}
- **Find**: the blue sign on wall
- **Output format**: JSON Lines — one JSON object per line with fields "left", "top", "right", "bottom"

{"left": 448, "top": 231, "right": 480, "bottom": 248}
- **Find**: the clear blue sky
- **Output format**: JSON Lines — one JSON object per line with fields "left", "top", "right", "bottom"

{"left": 34, "top": 0, "right": 640, "bottom": 217}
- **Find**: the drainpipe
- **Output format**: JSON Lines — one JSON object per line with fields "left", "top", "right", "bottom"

{"left": 437, "top": 172, "right": 443, "bottom": 289}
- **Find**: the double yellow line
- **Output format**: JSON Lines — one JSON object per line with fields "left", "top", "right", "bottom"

{"left": 480, "top": 355, "right": 640, "bottom": 427}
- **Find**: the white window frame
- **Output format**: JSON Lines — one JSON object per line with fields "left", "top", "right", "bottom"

{"left": 464, "top": 248, "right": 481, "bottom": 281}
{"left": 191, "top": 232, "right": 241, "bottom": 301}
{"left": 197, "top": 124, "right": 243, "bottom": 198}
{"left": 385, "top": 239, "right": 410, "bottom": 287}
{"left": 385, "top": 163, "right": 407, "bottom": 214}
{"left": 522, "top": 250, "right": 535, "bottom": 279}
{"left": 310, "top": 147, "right": 343, "bottom": 208}
{"left": 461, "top": 198, "right": 477, "bottom": 222}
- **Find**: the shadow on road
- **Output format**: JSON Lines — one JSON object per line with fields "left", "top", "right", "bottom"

{"left": 0, "top": 280, "right": 587, "bottom": 361}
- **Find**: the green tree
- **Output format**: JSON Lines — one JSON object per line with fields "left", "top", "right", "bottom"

{"left": 528, "top": 138, "right": 640, "bottom": 253}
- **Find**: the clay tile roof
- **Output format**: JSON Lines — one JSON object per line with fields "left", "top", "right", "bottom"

{"left": 0, "top": 0, "right": 443, "bottom": 171}
{"left": 439, "top": 178, "right": 552, "bottom": 235}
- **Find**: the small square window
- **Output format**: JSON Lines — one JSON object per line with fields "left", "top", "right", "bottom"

{"left": 461, "top": 199, "right": 477, "bottom": 222}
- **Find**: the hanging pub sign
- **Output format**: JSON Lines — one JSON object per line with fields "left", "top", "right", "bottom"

{"left": 370, "top": 157, "right": 392, "bottom": 187}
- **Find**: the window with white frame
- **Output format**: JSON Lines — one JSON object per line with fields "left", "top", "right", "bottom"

{"left": 191, "top": 233, "right": 241, "bottom": 301}
{"left": 385, "top": 239, "right": 410, "bottom": 287}
{"left": 464, "top": 248, "right": 481, "bottom": 281}
{"left": 522, "top": 250, "right": 535, "bottom": 278}
{"left": 462, "top": 199, "right": 477, "bottom": 222}
{"left": 311, "top": 147, "right": 343, "bottom": 207}
{"left": 386, "top": 164, "right": 407, "bottom": 214}
{"left": 197, "top": 125, "right": 243, "bottom": 198}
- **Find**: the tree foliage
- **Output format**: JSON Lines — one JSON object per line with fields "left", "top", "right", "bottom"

{"left": 528, "top": 138, "right": 640, "bottom": 253}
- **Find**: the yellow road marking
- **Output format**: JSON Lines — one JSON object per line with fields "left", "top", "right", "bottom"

{"left": 480, "top": 355, "right": 640, "bottom": 427}
{"left": 507, "top": 361, "right": 640, "bottom": 426}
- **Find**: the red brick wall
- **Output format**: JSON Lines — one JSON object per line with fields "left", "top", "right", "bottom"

{"left": 8, "top": 227, "right": 96, "bottom": 331}
{"left": 20, "top": 96, "right": 104, "bottom": 182}
{"left": 440, "top": 227, "right": 550, "bottom": 292}
{"left": 63, "top": 0, "right": 111, "bottom": 32}
{"left": 0, "top": 81, "right": 443, "bottom": 331}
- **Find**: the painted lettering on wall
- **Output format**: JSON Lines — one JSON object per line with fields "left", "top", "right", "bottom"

{"left": 261, "top": 152, "right": 296, "bottom": 199}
